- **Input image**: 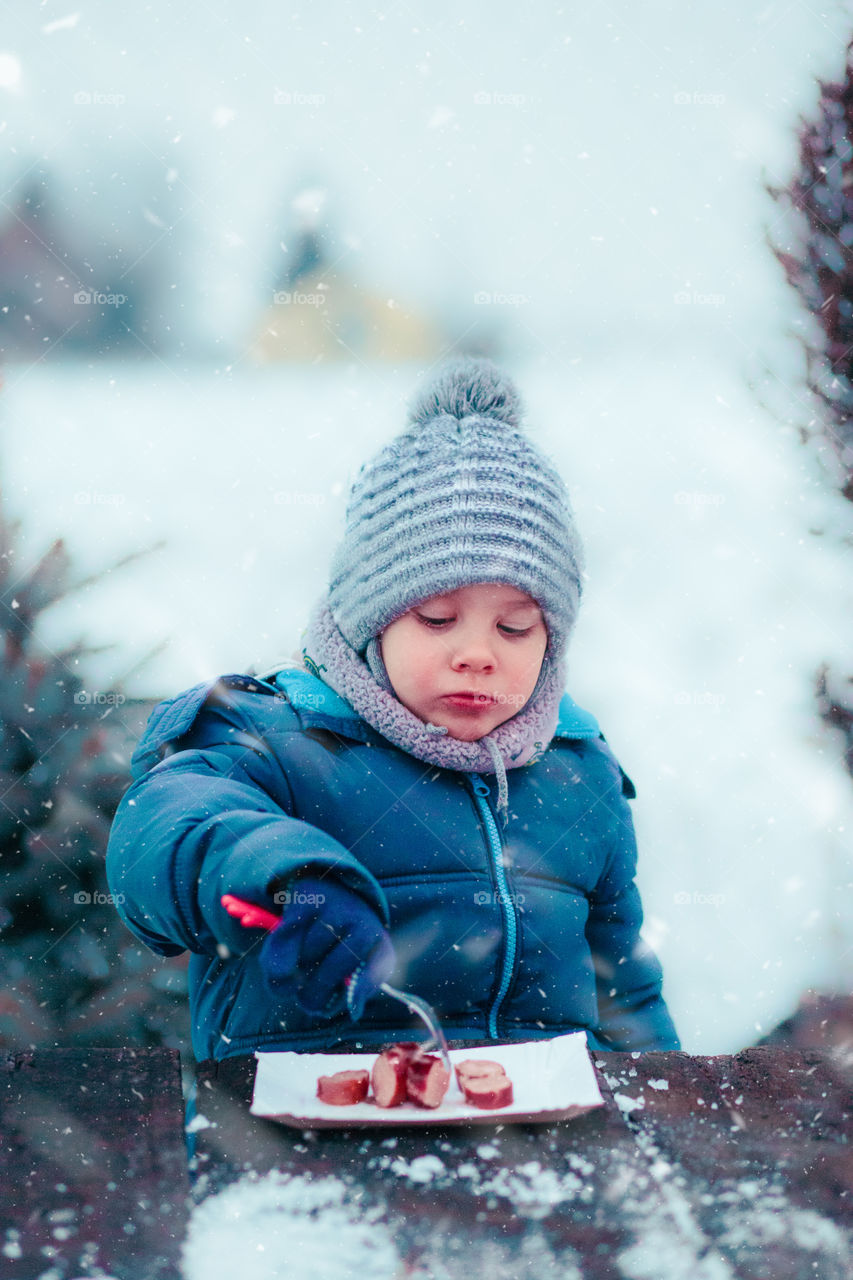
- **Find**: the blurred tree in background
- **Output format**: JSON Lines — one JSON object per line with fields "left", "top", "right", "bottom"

{"left": 0, "top": 496, "right": 190, "bottom": 1056}
{"left": 769, "top": 39, "right": 853, "bottom": 783}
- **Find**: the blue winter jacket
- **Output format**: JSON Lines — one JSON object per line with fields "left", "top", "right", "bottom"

{"left": 105, "top": 668, "right": 680, "bottom": 1062}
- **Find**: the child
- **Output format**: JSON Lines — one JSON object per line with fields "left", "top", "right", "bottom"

{"left": 106, "top": 357, "right": 680, "bottom": 1066}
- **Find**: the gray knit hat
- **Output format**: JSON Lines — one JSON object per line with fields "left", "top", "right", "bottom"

{"left": 328, "top": 357, "right": 585, "bottom": 669}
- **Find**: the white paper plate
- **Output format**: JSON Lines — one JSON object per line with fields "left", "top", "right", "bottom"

{"left": 251, "top": 1032, "right": 604, "bottom": 1127}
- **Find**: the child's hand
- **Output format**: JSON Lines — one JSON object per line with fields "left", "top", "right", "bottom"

{"left": 259, "top": 875, "right": 395, "bottom": 1020}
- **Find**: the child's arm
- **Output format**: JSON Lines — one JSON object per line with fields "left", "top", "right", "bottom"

{"left": 105, "top": 682, "right": 389, "bottom": 960}
{"left": 585, "top": 774, "right": 681, "bottom": 1052}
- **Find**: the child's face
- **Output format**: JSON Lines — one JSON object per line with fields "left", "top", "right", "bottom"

{"left": 379, "top": 582, "right": 548, "bottom": 741}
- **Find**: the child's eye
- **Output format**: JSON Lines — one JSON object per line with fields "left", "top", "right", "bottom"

{"left": 416, "top": 614, "right": 533, "bottom": 636}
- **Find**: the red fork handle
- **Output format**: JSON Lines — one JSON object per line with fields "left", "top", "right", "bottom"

{"left": 221, "top": 894, "right": 281, "bottom": 931}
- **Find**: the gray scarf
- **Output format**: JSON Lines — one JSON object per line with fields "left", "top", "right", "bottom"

{"left": 300, "top": 598, "right": 566, "bottom": 827}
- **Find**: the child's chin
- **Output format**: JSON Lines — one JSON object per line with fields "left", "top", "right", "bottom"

{"left": 444, "top": 717, "right": 502, "bottom": 742}
{"left": 446, "top": 728, "right": 486, "bottom": 742}
{"left": 417, "top": 707, "right": 508, "bottom": 741}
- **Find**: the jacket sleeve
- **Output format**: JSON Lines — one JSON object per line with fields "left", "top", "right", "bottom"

{"left": 105, "top": 681, "right": 390, "bottom": 959}
{"left": 584, "top": 740, "right": 681, "bottom": 1052}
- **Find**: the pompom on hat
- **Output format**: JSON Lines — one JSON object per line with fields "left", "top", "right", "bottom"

{"left": 327, "top": 356, "right": 585, "bottom": 672}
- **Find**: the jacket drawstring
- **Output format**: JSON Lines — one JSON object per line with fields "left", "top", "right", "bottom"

{"left": 424, "top": 720, "right": 508, "bottom": 827}
{"left": 484, "top": 736, "right": 510, "bottom": 828}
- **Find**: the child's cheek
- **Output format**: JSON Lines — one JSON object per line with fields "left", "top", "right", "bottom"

{"left": 417, "top": 643, "right": 441, "bottom": 694}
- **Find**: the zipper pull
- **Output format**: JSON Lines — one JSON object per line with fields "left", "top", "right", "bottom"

{"left": 470, "top": 775, "right": 490, "bottom": 797}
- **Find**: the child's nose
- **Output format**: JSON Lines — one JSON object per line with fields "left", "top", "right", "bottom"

{"left": 449, "top": 634, "right": 496, "bottom": 670}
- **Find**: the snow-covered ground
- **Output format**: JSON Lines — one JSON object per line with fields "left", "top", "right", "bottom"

{"left": 2, "top": 346, "right": 851, "bottom": 1055}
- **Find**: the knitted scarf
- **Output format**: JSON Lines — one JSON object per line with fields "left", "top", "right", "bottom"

{"left": 300, "top": 598, "right": 567, "bottom": 826}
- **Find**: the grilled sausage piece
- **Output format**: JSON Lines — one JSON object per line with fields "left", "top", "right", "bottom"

{"left": 371, "top": 1043, "right": 419, "bottom": 1108}
{"left": 460, "top": 1073, "right": 514, "bottom": 1109}
{"left": 316, "top": 1069, "right": 370, "bottom": 1105}
{"left": 454, "top": 1059, "right": 506, "bottom": 1088}
{"left": 405, "top": 1053, "right": 451, "bottom": 1109}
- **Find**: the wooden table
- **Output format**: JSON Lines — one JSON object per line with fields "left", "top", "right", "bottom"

{"left": 2, "top": 1044, "right": 851, "bottom": 1278}
{"left": 1, "top": 1048, "right": 190, "bottom": 1280}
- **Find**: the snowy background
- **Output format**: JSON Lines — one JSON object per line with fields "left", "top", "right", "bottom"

{"left": 1, "top": 0, "right": 853, "bottom": 1056}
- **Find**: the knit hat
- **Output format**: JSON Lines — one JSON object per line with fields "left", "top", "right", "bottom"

{"left": 327, "top": 356, "right": 585, "bottom": 672}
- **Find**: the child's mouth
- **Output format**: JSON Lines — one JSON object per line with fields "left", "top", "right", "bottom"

{"left": 442, "top": 692, "right": 495, "bottom": 709}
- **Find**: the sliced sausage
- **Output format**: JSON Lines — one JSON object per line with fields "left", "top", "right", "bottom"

{"left": 460, "top": 1073, "right": 514, "bottom": 1110}
{"left": 371, "top": 1042, "right": 422, "bottom": 1108}
{"left": 405, "top": 1053, "right": 451, "bottom": 1109}
{"left": 454, "top": 1059, "right": 506, "bottom": 1088}
{"left": 316, "top": 1068, "right": 370, "bottom": 1105}
{"left": 371, "top": 1047, "right": 411, "bottom": 1108}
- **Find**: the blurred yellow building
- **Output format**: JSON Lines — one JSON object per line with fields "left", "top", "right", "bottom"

{"left": 247, "top": 213, "right": 447, "bottom": 364}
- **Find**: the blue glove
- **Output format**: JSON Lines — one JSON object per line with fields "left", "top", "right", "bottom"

{"left": 259, "top": 875, "right": 395, "bottom": 1020}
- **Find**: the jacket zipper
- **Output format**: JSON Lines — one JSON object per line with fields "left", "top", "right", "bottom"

{"left": 468, "top": 773, "right": 517, "bottom": 1040}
